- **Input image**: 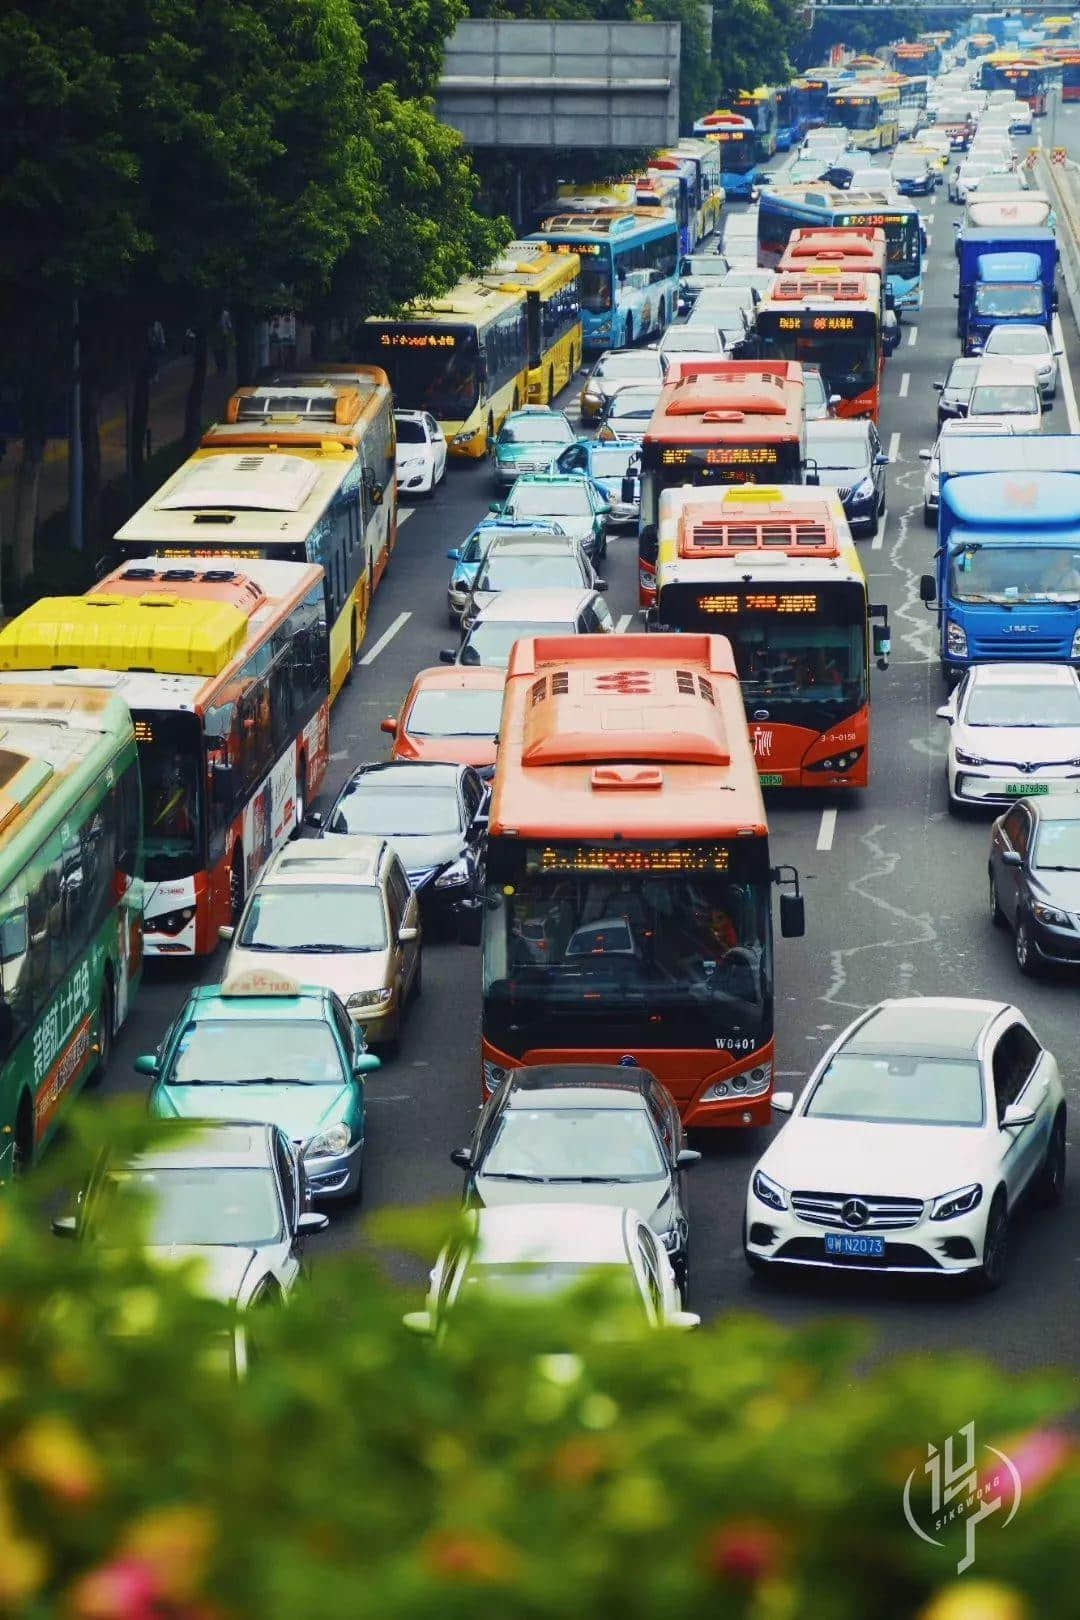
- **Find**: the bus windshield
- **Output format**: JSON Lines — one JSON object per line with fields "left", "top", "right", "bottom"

{"left": 758, "top": 318, "right": 877, "bottom": 400}
{"left": 483, "top": 838, "right": 773, "bottom": 1051}
{"left": 361, "top": 324, "right": 480, "bottom": 417}
{"left": 563, "top": 252, "right": 613, "bottom": 314}
{"left": 136, "top": 711, "right": 203, "bottom": 881}
{"left": 949, "top": 544, "right": 1080, "bottom": 603}
{"left": 831, "top": 97, "right": 880, "bottom": 131}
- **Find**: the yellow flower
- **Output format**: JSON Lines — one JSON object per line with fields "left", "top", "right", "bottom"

{"left": 119, "top": 1505, "right": 215, "bottom": 1604}
{"left": 918, "top": 1580, "right": 1030, "bottom": 1620}
{"left": 8, "top": 1415, "right": 102, "bottom": 1504}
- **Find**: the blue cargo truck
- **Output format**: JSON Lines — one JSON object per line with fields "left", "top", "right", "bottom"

{"left": 921, "top": 441, "right": 1080, "bottom": 681}
{"left": 956, "top": 227, "right": 1057, "bottom": 351}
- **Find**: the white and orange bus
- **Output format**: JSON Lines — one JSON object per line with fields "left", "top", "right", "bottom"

{"left": 0, "top": 556, "right": 330, "bottom": 956}
{"left": 481, "top": 633, "right": 806, "bottom": 1126}
{"left": 755, "top": 272, "right": 885, "bottom": 421}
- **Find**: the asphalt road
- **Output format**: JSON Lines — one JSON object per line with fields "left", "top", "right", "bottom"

{"left": 101, "top": 115, "right": 1080, "bottom": 1371}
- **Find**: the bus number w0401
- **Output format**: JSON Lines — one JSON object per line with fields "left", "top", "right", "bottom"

{"left": 713, "top": 1035, "right": 757, "bottom": 1052}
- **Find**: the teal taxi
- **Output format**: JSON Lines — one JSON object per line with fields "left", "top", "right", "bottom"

{"left": 490, "top": 407, "right": 574, "bottom": 491}
{"left": 140, "top": 971, "right": 380, "bottom": 1202}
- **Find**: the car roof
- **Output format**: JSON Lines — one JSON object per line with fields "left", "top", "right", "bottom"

{"left": 807, "top": 419, "right": 871, "bottom": 440}
{"left": 344, "top": 760, "right": 464, "bottom": 786}
{"left": 506, "top": 1064, "right": 655, "bottom": 1107}
{"left": 968, "top": 662, "right": 1079, "bottom": 686}
{"left": 189, "top": 980, "right": 334, "bottom": 1018}
{"left": 1026, "top": 798, "right": 1080, "bottom": 822}
{"left": 407, "top": 664, "right": 506, "bottom": 694}
{"left": 472, "top": 587, "right": 596, "bottom": 620}
{"left": 394, "top": 409, "right": 428, "bottom": 421}
{"left": 845, "top": 998, "right": 1006, "bottom": 1057}
{"left": 483, "top": 533, "right": 581, "bottom": 557}
{"left": 972, "top": 358, "right": 1041, "bottom": 386}
{"left": 473, "top": 1202, "right": 633, "bottom": 1264}
{"left": 946, "top": 357, "right": 983, "bottom": 379}
{"left": 258, "top": 835, "right": 387, "bottom": 886}
{"left": 128, "top": 1122, "right": 276, "bottom": 1171}
{"left": 509, "top": 473, "right": 590, "bottom": 487}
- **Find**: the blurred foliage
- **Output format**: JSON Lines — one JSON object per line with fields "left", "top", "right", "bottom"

{"left": 799, "top": 9, "right": 961, "bottom": 69}
{"left": 0, "top": 1104, "right": 1074, "bottom": 1619}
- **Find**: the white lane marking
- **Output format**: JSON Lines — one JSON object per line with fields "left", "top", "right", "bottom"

{"left": 1053, "top": 312, "right": 1080, "bottom": 435}
{"left": 925, "top": 232, "right": 932, "bottom": 247}
{"left": 888, "top": 430, "right": 901, "bottom": 460}
{"left": 899, "top": 372, "right": 910, "bottom": 399}
{"left": 397, "top": 508, "right": 415, "bottom": 527}
{"left": 359, "top": 611, "right": 411, "bottom": 666}
{"left": 816, "top": 808, "right": 837, "bottom": 851}
{"left": 907, "top": 324, "right": 919, "bottom": 347}
{"left": 615, "top": 612, "right": 633, "bottom": 632}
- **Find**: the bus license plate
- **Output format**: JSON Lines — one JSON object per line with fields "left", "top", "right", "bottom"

{"left": 1005, "top": 783, "right": 1048, "bottom": 796}
{"left": 825, "top": 1233, "right": 885, "bottom": 1258}
{"left": 759, "top": 773, "right": 784, "bottom": 787}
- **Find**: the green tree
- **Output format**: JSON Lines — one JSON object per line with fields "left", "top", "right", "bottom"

{"left": 710, "top": 0, "right": 806, "bottom": 103}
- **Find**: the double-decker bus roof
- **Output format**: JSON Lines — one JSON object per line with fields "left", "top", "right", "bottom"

{"left": 657, "top": 486, "right": 864, "bottom": 588}
{"left": 0, "top": 684, "right": 134, "bottom": 854}
{"left": 0, "top": 557, "right": 323, "bottom": 717}
{"left": 645, "top": 361, "right": 805, "bottom": 447}
{"left": 490, "top": 633, "right": 766, "bottom": 840}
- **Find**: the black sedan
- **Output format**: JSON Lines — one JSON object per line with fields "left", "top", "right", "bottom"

{"left": 989, "top": 799, "right": 1080, "bottom": 976}
{"left": 806, "top": 419, "right": 889, "bottom": 538}
{"left": 449, "top": 1063, "right": 700, "bottom": 1298}
{"left": 313, "top": 761, "right": 486, "bottom": 939}
{"left": 933, "top": 356, "right": 981, "bottom": 426}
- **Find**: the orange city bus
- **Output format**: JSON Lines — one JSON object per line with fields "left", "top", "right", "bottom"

{"left": 480, "top": 633, "right": 806, "bottom": 1125}
{"left": 779, "top": 226, "right": 888, "bottom": 298}
{"left": 0, "top": 557, "right": 330, "bottom": 955}
{"left": 756, "top": 272, "right": 884, "bottom": 421}
{"left": 654, "top": 486, "right": 891, "bottom": 789}
{"left": 637, "top": 360, "right": 807, "bottom": 606}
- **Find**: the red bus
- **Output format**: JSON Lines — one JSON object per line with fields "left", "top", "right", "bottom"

{"left": 637, "top": 360, "right": 807, "bottom": 606}
{"left": 654, "top": 486, "right": 891, "bottom": 789}
{"left": 0, "top": 557, "right": 330, "bottom": 955}
{"left": 1049, "top": 48, "right": 1080, "bottom": 100}
{"left": 481, "top": 633, "right": 806, "bottom": 1125}
{"left": 756, "top": 272, "right": 884, "bottom": 421}
{"left": 779, "top": 226, "right": 888, "bottom": 290}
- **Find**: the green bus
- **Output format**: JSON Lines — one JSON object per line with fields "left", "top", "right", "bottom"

{"left": 0, "top": 682, "right": 142, "bottom": 1178}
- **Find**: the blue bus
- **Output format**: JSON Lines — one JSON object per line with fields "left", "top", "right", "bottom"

{"left": 920, "top": 447, "right": 1080, "bottom": 679}
{"left": 531, "top": 210, "right": 680, "bottom": 352}
{"left": 638, "top": 157, "right": 698, "bottom": 254}
{"left": 757, "top": 185, "right": 925, "bottom": 312}
{"left": 693, "top": 110, "right": 759, "bottom": 200}
{"left": 775, "top": 84, "right": 808, "bottom": 150}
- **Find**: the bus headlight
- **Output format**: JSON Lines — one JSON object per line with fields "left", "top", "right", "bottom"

{"left": 701, "top": 1063, "right": 771, "bottom": 1103}
{"left": 1071, "top": 628, "right": 1080, "bottom": 658}
{"left": 946, "top": 621, "right": 968, "bottom": 657}
{"left": 806, "top": 748, "right": 864, "bottom": 773}
{"left": 452, "top": 427, "right": 479, "bottom": 446}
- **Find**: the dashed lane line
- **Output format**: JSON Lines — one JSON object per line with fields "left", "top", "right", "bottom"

{"left": 907, "top": 324, "right": 918, "bottom": 347}
{"left": 816, "top": 809, "right": 837, "bottom": 852}
{"left": 899, "top": 372, "right": 910, "bottom": 399}
{"left": 359, "top": 611, "right": 411, "bottom": 666}
{"left": 615, "top": 613, "right": 634, "bottom": 632}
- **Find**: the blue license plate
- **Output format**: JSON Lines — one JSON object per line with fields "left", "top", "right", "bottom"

{"left": 824, "top": 1233, "right": 885, "bottom": 1258}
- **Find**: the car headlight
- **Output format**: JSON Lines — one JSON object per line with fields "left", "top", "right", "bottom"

{"left": 482, "top": 1060, "right": 509, "bottom": 1095}
{"left": 929, "top": 470, "right": 939, "bottom": 490}
{"left": 752, "top": 1169, "right": 788, "bottom": 1212}
{"left": 1033, "top": 902, "right": 1071, "bottom": 927}
{"left": 701, "top": 1063, "right": 772, "bottom": 1103}
{"left": 346, "top": 988, "right": 394, "bottom": 1011}
{"left": 954, "top": 748, "right": 985, "bottom": 767}
{"left": 852, "top": 476, "right": 876, "bottom": 501}
{"left": 946, "top": 621, "right": 968, "bottom": 657}
{"left": 806, "top": 747, "right": 864, "bottom": 773}
{"left": 930, "top": 1183, "right": 982, "bottom": 1221}
{"left": 434, "top": 858, "right": 471, "bottom": 889}
{"left": 304, "top": 1123, "right": 352, "bottom": 1159}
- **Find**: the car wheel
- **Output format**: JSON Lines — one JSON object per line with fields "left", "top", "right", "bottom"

{"left": 625, "top": 315, "right": 633, "bottom": 347}
{"left": 1035, "top": 1111, "right": 1067, "bottom": 1209}
{"left": 12, "top": 1092, "right": 33, "bottom": 1179}
{"left": 877, "top": 483, "right": 886, "bottom": 517}
{"left": 86, "top": 982, "right": 113, "bottom": 1088}
{"left": 975, "top": 1192, "right": 1008, "bottom": 1291}
{"left": 410, "top": 951, "right": 423, "bottom": 1002}
{"left": 673, "top": 1247, "right": 689, "bottom": 1305}
{"left": 988, "top": 870, "right": 1004, "bottom": 928}
{"left": 1014, "top": 915, "right": 1039, "bottom": 976}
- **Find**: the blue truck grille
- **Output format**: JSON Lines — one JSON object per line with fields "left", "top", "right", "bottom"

{"left": 974, "top": 636, "right": 1070, "bottom": 659}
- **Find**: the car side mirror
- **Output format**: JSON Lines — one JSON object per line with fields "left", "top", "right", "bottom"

{"left": 446, "top": 548, "right": 463, "bottom": 561}
{"left": 668, "top": 1310, "right": 701, "bottom": 1330}
{"left": 932, "top": 380, "right": 944, "bottom": 390}
{"left": 51, "top": 1215, "right": 77, "bottom": 1239}
{"left": 380, "top": 716, "right": 397, "bottom": 735}
{"left": 398, "top": 925, "right": 419, "bottom": 944}
{"left": 595, "top": 578, "right": 608, "bottom": 592}
{"left": 675, "top": 1148, "right": 702, "bottom": 1168}
{"left": 402, "top": 1310, "right": 434, "bottom": 1336}
{"left": 828, "top": 393, "right": 842, "bottom": 408}
{"left": 919, "top": 574, "right": 937, "bottom": 604}
{"left": 218, "top": 924, "right": 235, "bottom": 943}
{"left": 779, "top": 892, "right": 805, "bottom": 938}
{"left": 488, "top": 502, "right": 500, "bottom": 514}
{"left": 935, "top": 703, "right": 954, "bottom": 721}
{"left": 450, "top": 1147, "right": 472, "bottom": 1170}
{"left": 1001, "top": 849, "right": 1023, "bottom": 868}
{"left": 874, "top": 453, "right": 889, "bottom": 466}
{"left": 297, "top": 1211, "right": 330, "bottom": 1235}
{"left": 918, "top": 448, "right": 932, "bottom": 461}
{"left": 305, "top": 808, "right": 323, "bottom": 828}
{"left": 771, "top": 1091, "right": 795, "bottom": 1115}
{"left": 1001, "top": 1101, "right": 1036, "bottom": 1129}
{"left": 133, "top": 1054, "right": 159, "bottom": 1076}
{"left": 354, "top": 1052, "right": 382, "bottom": 1074}
{"left": 439, "top": 648, "right": 457, "bottom": 665}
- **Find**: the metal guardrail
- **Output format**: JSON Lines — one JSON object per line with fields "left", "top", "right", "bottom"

{"left": 1034, "top": 150, "right": 1080, "bottom": 332}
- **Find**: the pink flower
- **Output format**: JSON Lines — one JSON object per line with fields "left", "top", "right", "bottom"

{"left": 980, "top": 1428, "right": 1072, "bottom": 1498}
{"left": 68, "top": 1559, "right": 160, "bottom": 1620}
{"left": 701, "top": 1520, "right": 783, "bottom": 1584}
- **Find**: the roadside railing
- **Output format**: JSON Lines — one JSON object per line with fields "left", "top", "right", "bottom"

{"left": 1035, "top": 149, "right": 1080, "bottom": 330}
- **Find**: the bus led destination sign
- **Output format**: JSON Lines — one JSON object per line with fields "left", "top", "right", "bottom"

{"left": 695, "top": 592, "right": 819, "bottom": 615}
{"left": 661, "top": 446, "right": 781, "bottom": 467}
{"left": 379, "top": 332, "right": 457, "bottom": 349}
{"left": 528, "top": 844, "right": 732, "bottom": 875}
{"left": 777, "top": 314, "right": 857, "bottom": 332}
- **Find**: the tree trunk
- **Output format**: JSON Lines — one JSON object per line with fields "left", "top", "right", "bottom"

{"left": 81, "top": 373, "right": 103, "bottom": 551}
{"left": 12, "top": 437, "right": 43, "bottom": 595}
{"left": 234, "top": 306, "right": 257, "bottom": 386}
{"left": 130, "top": 360, "right": 151, "bottom": 503}
{"left": 183, "top": 326, "right": 209, "bottom": 451}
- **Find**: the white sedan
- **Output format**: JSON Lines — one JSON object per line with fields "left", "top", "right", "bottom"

{"left": 743, "top": 997, "right": 1066, "bottom": 1291}
{"left": 394, "top": 409, "right": 447, "bottom": 496}
{"left": 937, "top": 662, "right": 1080, "bottom": 810}
{"left": 978, "top": 323, "right": 1062, "bottom": 400}
{"left": 918, "top": 417, "right": 1017, "bottom": 524}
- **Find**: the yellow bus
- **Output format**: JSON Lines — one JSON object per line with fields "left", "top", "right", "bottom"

{"left": 484, "top": 242, "right": 583, "bottom": 406}
{"left": 361, "top": 280, "right": 529, "bottom": 460}
{"left": 827, "top": 81, "right": 901, "bottom": 150}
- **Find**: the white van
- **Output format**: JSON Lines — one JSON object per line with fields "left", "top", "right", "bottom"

{"left": 967, "top": 358, "right": 1043, "bottom": 434}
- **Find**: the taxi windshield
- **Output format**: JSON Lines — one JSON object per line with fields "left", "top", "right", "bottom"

{"left": 407, "top": 687, "right": 503, "bottom": 738}
{"left": 98, "top": 1167, "right": 282, "bottom": 1247}
{"left": 167, "top": 1018, "right": 346, "bottom": 1086}
{"left": 239, "top": 886, "right": 388, "bottom": 953}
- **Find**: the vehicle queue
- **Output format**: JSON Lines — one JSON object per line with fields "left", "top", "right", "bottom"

{"left": 2, "top": 20, "right": 1076, "bottom": 1345}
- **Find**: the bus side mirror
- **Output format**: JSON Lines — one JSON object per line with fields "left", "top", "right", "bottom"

{"left": 439, "top": 648, "right": 457, "bottom": 665}
{"left": 621, "top": 476, "right": 636, "bottom": 503}
{"left": 779, "top": 893, "right": 805, "bottom": 939}
{"left": 873, "top": 625, "right": 891, "bottom": 669}
{"left": 919, "top": 574, "right": 937, "bottom": 604}
{"left": 210, "top": 762, "right": 234, "bottom": 803}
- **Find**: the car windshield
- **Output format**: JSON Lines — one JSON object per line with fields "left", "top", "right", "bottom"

{"left": 407, "top": 687, "right": 503, "bottom": 738}
{"left": 482, "top": 1106, "right": 666, "bottom": 1181}
{"left": 969, "top": 382, "right": 1039, "bottom": 414}
{"left": 509, "top": 484, "right": 590, "bottom": 518}
{"left": 805, "top": 1052, "right": 985, "bottom": 1126}
{"left": 608, "top": 389, "right": 661, "bottom": 418}
{"left": 594, "top": 354, "right": 660, "bottom": 381}
{"left": 950, "top": 545, "right": 1080, "bottom": 603}
{"left": 944, "top": 360, "right": 981, "bottom": 394}
{"left": 466, "top": 1261, "right": 639, "bottom": 1302}
{"left": 985, "top": 329, "right": 1048, "bottom": 356}
{"left": 462, "top": 619, "right": 569, "bottom": 667}
{"left": 1033, "top": 820, "right": 1080, "bottom": 870}
{"left": 808, "top": 433, "right": 869, "bottom": 472}
{"left": 683, "top": 258, "right": 728, "bottom": 280}
{"left": 892, "top": 159, "right": 927, "bottom": 177}
{"left": 479, "top": 555, "right": 583, "bottom": 591}
{"left": 587, "top": 447, "right": 636, "bottom": 477}
{"left": 663, "top": 329, "right": 721, "bottom": 351}
{"left": 238, "top": 886, "right": 388, "bottom": 952}
{"left": 395, "top": 419, "right": 427, "bottom": 444}
{"left": 966, "top": 682, "right": 1080, "bottom": 726}
{"left": 329, "top": 775, "right": 461, "bottom": 835}
{"left": 166, "top": 1018, "right": 345, "bottom": 1086}
{"left": 973, "top": 286, "right": 1044, "bottom": 318}
{"left": 97, "top": 1167, "right": 283, "bottom": 1247}
{"left": 499, "top": 418, "right": 573, "bottom": 445}
{"left": 803, "top": 372, "right": 828, "bottom": 416}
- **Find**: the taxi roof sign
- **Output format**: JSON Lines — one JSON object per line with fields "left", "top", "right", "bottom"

{"left": 220, "top": 970, "right": 302, "bottom": 999}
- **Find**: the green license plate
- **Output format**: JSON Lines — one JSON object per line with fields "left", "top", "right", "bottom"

{"left": 759, "top": 773, "right": 784, "bottom": 787}
{"left": 1005, "top": 783, "right": 1049, "bottom": 796}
